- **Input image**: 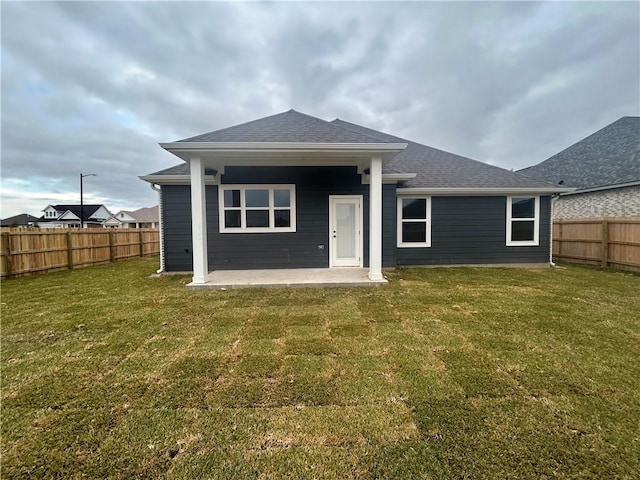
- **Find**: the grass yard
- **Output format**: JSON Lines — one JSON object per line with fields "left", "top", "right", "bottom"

{"left": 1, "top": 258, "right": 639, "bottom": 479}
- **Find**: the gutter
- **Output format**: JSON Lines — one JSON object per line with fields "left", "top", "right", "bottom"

{"left": 559, "top": 181, "right": 640, "bottom": 196}
{"left": 396, "top": 187, "right": 576, "bottom": 195}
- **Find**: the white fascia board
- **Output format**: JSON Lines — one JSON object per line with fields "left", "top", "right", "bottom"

{"left": 396, "top": 187, "right": 576, "bottom": 195}
{"left": 362, "top": 173, "right": 418, "bottom": 184}
{"left": 160, "top": 141, "right": 407, "bottom": 152}
{"left": 160, "top": 142, "right": 407, "bottom": 163}
{"left": 383, "top": 173, "right": 417, "bottom": 181}
{"left": 139, "top": 175, "right": 218, "bottom": 185}
{"left": 559, "top": 181, "right": 640, "bottom": 196}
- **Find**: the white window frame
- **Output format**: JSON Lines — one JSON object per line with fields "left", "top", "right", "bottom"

{"left": 506, "top": 196, "right": 540, "bottom": 246}
{"left": 218, "top": 184, "right": 296, "bottom": 233}
{"left": 397, "top": 196, "right": 431, "bottom": 248}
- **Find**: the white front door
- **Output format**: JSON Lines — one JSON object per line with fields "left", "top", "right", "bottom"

{"left": 329, "top": 196, "right": 363, "bottom": 267}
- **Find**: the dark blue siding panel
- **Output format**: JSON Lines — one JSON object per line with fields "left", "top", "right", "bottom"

{"left": 161, "top": 167, "right": 396, "bottom": 271}
{"left": 396, "top": 196, "right": 551, "bottom": 265}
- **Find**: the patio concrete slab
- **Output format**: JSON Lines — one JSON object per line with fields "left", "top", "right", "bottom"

{"left": 186, "top": 268, "right": 388, "bottom": 289}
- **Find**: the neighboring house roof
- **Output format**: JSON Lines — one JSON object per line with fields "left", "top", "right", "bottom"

{"left": 517, "top": 116, "right": 640, "bottom": 192}
{"left": 1, "top": 213, "right": 39, "bottom": 226}
{"left": 176, "top": 109, "right": 385, "bottom": 144}
{"left": 144, "top": 110, "right": 564, "bottom": 192}
{"left": 117, "top": 206, "right": 159, "bottom": 223}
{"left": 331, "top": 119, "right": 558, "bottom": 190}
{"left": 38, "top": 204, "right": 109, "bottom": 222}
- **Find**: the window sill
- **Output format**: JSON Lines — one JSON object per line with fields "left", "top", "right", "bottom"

{"left": 220, "top": 227, "right": 296, "bottom": 234}
{"left": 506, "top": 241, "right": 539, "bottom": 247}
{"left": 397, "top": 243, "right": 431, "bottom": 248}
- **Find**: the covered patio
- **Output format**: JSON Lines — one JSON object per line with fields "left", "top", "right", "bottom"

{"left": 186, "top": 267, "right": 389, "bottom": 289}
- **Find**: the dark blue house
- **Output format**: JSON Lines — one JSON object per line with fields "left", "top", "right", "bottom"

{"left": 141, "top": 110, "right": 571, "bottom": 286}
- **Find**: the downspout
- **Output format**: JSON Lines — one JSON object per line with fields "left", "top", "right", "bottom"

{"left": 549, "top": 194, "right": 557, "bottom": 267}
{"left": 150, "top": 183, "right": 165, "bottom": 274}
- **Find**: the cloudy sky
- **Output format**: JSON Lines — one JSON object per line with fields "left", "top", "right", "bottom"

{"left": 1, "top": 1, "right": 638, "bottom": 218}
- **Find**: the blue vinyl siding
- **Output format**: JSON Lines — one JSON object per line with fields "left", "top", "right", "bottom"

{"left": 161, "top": 166, "right": 396, "bottom": 271}
{"left": 162, "top": 173, "right": 551, "bottom": 271}
{"left": 396, "top": 196, "right": 551, "bottom": 265}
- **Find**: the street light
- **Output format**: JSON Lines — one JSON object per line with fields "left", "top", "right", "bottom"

{"left": 80, "top": 173, "right": 96, "bottom": 228}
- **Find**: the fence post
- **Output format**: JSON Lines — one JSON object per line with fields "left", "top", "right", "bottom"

{"left": 601, "top": 220, "right": 609, "bottom": 267}
{"left": 109, "top": 230, "right": 116, "bottom": 262}
{"left": 2, "top": 232, "right": 12, "bottom": 277}
{"left": 67, "top": 231, "right": 74, "bottom": 270}
{"left": 139, "top": 230, "right": 144, "bottom": 257}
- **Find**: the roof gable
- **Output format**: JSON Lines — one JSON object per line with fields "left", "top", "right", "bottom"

{"left": 89, "top": 205, "right": 111, "bottom": 220}
{"left": 58, "top": 210, "right": 80, "bottom": 221}
{"left": 176, "top": 109, "right": 387, "bottom": 144}
{"left": 42, "top": 204, "right": 108, "bottom": 221}
{"left": 518, "top": 117, "right": 640, "bottom": 190}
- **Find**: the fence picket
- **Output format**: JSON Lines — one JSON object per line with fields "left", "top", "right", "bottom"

{"left": 553, "top": 217, "right": 639, "bottom": 273}
{"left": 0, "top": 228, "right": 160, "bottom": 278}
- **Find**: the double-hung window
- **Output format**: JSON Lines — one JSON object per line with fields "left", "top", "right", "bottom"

{"left": 397, "top": 196, "right": 431, "bottom": 247}
{"left": 219, "top": 185, "right": 296, "bottom": 233}
{"left": 506, "top": 196, "right": 539, "bottom": 246}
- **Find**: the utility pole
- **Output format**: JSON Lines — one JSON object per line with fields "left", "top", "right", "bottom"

{"left": 80, "top": 173, "right": 96, "bottom": 228}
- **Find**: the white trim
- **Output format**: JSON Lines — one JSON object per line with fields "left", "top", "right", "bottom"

{"left": 369, "top": 157, "right": 384, "bottom": 281}
{"left": 159, "top": 143, "right": 408, "bottom": 166}
{"left": 506, "top": 196, "right": 540, "bottom": 246}
{"left": 397, "top": 196, "right": 432, "bottom": 248}
{"left": 397, "top": 187, "right": 575, "bottom": 195}
{"left": 329, "top": 195, "right": 363, "bottom": 268}
{"left": 218, "top": 184, "right": 296, "bottom": 233}
{"left": 160, "top": 141, "right": 407, "bottom": 151}
{"left": 190, "top": 158, "right": 209, "bottom": 284}
{"left": 139, "top": 174, "right": 218, "bottom": 185}
{"left": 362, "top": 173, "right": 418, "bottom": 184}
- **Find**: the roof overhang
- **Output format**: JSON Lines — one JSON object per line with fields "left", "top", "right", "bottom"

{"left": 139, "top": 174, "right": 218, "bottom": 185}
{"left": 141, "top": 172, "right": 418, "bottom": 186}
{"left": 559, "top": 181, "right": 640, "bottom": 196}
{"left": 397, "top": 187, "right": 576, "bottom": 196}
{"left": 159, "top": 142, "right": 408, "bottom": 170}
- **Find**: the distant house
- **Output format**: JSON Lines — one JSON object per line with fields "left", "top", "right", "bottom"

{"left": 0, "top": 213, "right": 39, "bottom": 227}
{"left": 518, "top": 117, "right": 640, "bottom": 219}
{"left": 37, "top": 204, "right": 112, "bottom": 228}
{"left": 109, "top": 206, "right": 159, "bottom": 228}
{"left": 140, "top": 109, "right": 570, "bottom": 285}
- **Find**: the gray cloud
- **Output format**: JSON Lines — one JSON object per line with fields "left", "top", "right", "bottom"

{"left": 1, "top": 1, "right": 638, "bottom": 217}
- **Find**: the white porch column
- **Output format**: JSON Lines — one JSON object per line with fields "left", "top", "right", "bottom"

{"left": 190, "top": 157, "right": 209, "bottom": 284}
{"left": 369, "top": 156, "right": 383, "bottom": 281}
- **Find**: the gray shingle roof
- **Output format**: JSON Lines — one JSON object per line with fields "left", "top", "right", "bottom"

{"left": 517, "top": 116, "right": 640, "bottom": 191}
{"left": 121, "top": 206, "right": 159, "bottom": 223}
{"left": 331, "top": 119, "right": 559, "bottom": 189}
{"left": 1, "top": 213, "right": 39, "bottom": 226}
{"left": 177, "top": 109, "right": 385, "bottom": 144}
{"left": 37, "top": 205, "right": 105, "bottom": 222}
{"left": 147, "top": 110, "right": 561, "bottom": 190}
{"left": 151, "top": 164, "right": 217, "bottom": 176}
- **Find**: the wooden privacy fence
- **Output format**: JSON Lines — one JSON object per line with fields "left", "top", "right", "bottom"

{"left": 0, "top": 228, "right": 159, "bottom": 278}
{"left": 553, "top": 218, "right": 640, "bottom": 272}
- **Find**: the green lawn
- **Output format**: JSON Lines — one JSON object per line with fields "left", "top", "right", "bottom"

{"left": 1, "top": 258, "right": 639, "bottom": 479}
